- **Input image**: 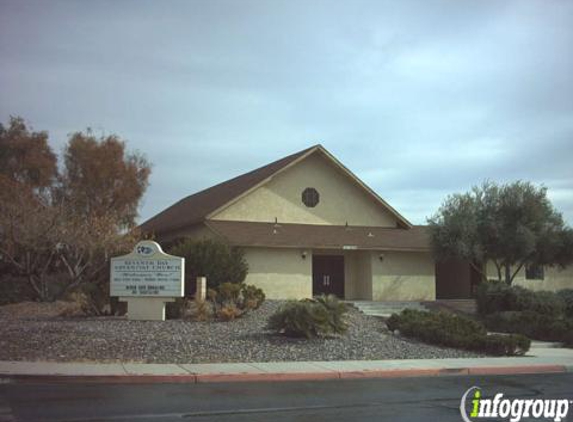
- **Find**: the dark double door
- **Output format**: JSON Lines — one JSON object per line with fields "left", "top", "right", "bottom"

{"left": 312, "top": 255, "right": 345, "bottom": 298}
{"left": 435, "top": 258, "right": 481, "bottom": 299}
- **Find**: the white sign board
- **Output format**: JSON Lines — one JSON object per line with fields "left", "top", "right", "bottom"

{"left": 110, "top": 241, "right": 184, "bottom": 298}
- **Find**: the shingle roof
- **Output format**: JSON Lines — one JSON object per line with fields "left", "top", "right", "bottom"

{"left": 140, "top": 144, "right": 413, "bottom": 237}
{"left": 140, "top": 145, "right": 318, "bottom": 235}
{"left": 206, "top": 220, "right": 431, "bottom": 251}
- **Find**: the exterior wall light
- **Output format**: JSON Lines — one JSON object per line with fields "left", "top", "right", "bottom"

{"left": 301, "top": 250, "right": 307, "bottom": 260}
{"left": 379, "top": 253, "right": 385, "bottom": 262}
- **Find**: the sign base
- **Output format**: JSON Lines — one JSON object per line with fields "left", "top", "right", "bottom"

{"left": 119, "top": 297, "right": 176, "bottom": 321}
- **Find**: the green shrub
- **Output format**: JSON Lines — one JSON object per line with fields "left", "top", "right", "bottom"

{"left": 388, "top": 309, "right": 530, "bottom": 356}
{"left": 482, "top": 334, "right": 531, "bottom": 356}
{"left": 476, "top": 281, "right": 513, "bottom": 315}
{"left": 509, "top": 288, "right": 564, "bottom": 317}
{"left": 476, "top": 281, "right": 565, "bottom": 317}
{"left": 267, "top": 301, "right": 325, "bottom": 338}
{"left": 241, "top": 284, "right": 265, "bottom": 310}
{"left": 314, "top": 294, "right": 347, "bottom": 333}
{"left": 217, "top": 282, "right": 242, "bottom": 304}
{"left": 169, "top": 238, "right": 248, "bottom": 293}
{"left": 484, "top": 311, "right": 573, "bottom": 343}
{"left": 558, "top": 289, "right": 573, "bottom": 318}
{"left": 267, "top": 295, "right": 348, "bottom": 339}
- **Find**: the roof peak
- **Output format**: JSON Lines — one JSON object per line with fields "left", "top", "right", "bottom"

{"left": 139, "top": 143, "right": 412, "bottom": 236}
{"left": 140, "top": 144, "right": 322, "bottom": 234}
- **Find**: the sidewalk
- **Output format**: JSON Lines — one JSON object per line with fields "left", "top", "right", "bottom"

{"left": 1, "top": 342, "right": 572, "bottom": 384}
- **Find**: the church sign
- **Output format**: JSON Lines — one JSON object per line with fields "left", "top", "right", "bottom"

{"left": 110, "top": 241, "right": 184, "bottom": 298}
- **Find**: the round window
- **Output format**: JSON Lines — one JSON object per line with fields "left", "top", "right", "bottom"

{"left": 302, "top": 187, "right": 319, "bottom": 207}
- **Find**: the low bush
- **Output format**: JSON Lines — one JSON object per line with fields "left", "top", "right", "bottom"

{"left": 166, "top": 297, "right": 213, "bottom": 320}
{"left": 476, "top": 281, "right": 513, "bottom": 315}
{"left": 211, "top": 282, "right": 265, "bottom": 312}
{"left": 217, "top": 303, "right": 242, "bottom": 321}
{"left": 0, "top": 275, "right": 36, "bottom": 305}
{"left": 558, "top": 289, "right": 573, "bottom": 318}
{"left": 476, "top": 281, "right": 565, "bottom": 317}
{"left": 482, "top": 334, "right": 532, "bottom": 356}
{"left": 388, "top": 309, "right": 530, "bottom": 356}
{"left": 189, "top": 299, "right": 211, "bottom": 321}
{"left": 510, "top": 288, "right": 565, "bottom": 317}
{"left": 267, "top": 295, "right": 348, "bottom": 339}
{"left": 217, "top": 282, "right": 242, "bottom": 304}
{"left": 241, "top": 284, "right": 266, "bottom": 310}
{"left": 484, "top": 311, "right": 573, "bottom": 343}
{"left": 64, "top": 282, "right": 113, "bottom": 316}
{"left": 168, "top": 283, "right": 265, "bottom": 321}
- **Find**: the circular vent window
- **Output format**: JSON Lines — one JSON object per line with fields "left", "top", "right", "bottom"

{"left": 302, "top": 187, "right": 319, "bottom": 208}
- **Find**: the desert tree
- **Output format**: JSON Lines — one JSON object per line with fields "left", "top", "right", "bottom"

{"left": 0, "top": 116, "right": 57, "bottom": 189}
{"left": 428, "top": 181, "right": 573, "bottom": 285}
{"left": 0, "top": 175, "right": 62, "bottom": 300}
{"left": 0, "top": 118, "right": 151, "bottom": 304}
{"left": 56, "top": 131, "right": 151, "bottom": 229}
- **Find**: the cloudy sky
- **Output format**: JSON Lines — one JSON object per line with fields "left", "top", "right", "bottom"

{"left": 1, "top": 0, "right": 572, "bottom": 225}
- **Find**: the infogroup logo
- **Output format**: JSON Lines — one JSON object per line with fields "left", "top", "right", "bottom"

{"left": 460, "top": 386, "right": 571, "bottom": 422}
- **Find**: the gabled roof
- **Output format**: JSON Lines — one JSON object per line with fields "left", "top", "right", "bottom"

{"left": 140, "top": 144, "right": 412, "bottom": 236}
{"left": 206, "top": 220, "right": 430, "bottom": 251}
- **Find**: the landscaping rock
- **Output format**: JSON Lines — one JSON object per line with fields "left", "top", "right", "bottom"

{"left": 0, "top": 300, "right": 483, "bottom": 363}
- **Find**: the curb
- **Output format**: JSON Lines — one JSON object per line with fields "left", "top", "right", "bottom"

{"left": 1, "top": 364, "right": 568, "bottom": 384}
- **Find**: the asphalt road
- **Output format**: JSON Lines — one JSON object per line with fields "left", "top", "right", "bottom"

{"left": 1, "top": 373, "right": 572, "bottom": 422}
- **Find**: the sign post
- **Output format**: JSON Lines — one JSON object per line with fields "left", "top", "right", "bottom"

{"left": 110, "top": 240, "right": 184, "bottom": 321}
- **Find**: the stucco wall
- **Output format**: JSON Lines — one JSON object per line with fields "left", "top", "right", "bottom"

{"left": 371, "top": 251, "right": 436, "bottom": 301}
{"left": 486, "top": 262, "right": 573, "bottom": 291}
{"left": 343, "top": 251, "right": 373, "bottom": 300}
{"left": 211, "top": 152, "right": 398, "bottom": 227}
{"left": 243, "top": 247, "right": 312, "bottom": 299}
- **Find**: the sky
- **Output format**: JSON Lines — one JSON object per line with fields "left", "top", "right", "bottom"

{"left": 1, "top": 0, "right": 572, "bottom": 225}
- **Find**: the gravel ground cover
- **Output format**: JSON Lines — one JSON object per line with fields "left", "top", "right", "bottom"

{"left": 0, "top": 300, "right": 483, "bottom": 363}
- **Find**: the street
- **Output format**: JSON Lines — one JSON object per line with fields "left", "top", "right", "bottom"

{"left": 1, "top": 373, "right": 571, "bottom": 422}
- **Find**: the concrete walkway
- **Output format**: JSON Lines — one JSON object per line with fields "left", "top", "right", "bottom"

{"left": 1, "top": 342, "right": 572, "bottom": 384}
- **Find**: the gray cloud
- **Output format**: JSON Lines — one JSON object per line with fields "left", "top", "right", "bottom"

{"left": 1, "top": 0, "right": 572, "bottom": 225}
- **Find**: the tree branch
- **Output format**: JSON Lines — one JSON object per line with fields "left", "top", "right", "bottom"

{"left": 469, "top": 261, "right": 487, "bottom": 282}
{"left": 510, "top": 262, "right": 525, "bottom": 283}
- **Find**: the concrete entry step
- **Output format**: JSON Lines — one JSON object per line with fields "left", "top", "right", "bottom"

{"left": 423, "top": 299, "right": 477, "bottom": 315}
{"left": 347, "top": 301, "right": 428, "bottom": 318}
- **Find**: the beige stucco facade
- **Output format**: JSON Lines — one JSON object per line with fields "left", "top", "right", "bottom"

{"left": 486, "top": 262, "right": 573, "bottom": 292}
{"left": 343, "top": 251, "right": 373, "bottom": 300}
{"left": 371, "top": 251, "right": 436, "bottom": 301}
{"left": 240, "top": 247, "right": 436, "bottom": 301}
{"left": 211, "top": 153, "right": 399, "bottom": 227}
{"left": 243, "top": 247, "right": 312, "bottom": 299}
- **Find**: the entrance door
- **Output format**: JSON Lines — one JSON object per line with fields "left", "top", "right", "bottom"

{"left": 435, "top": 258, "right": 479, "bottom": 299}
{"left": 312, "top": 255, "right": 344, "bottom": 298}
